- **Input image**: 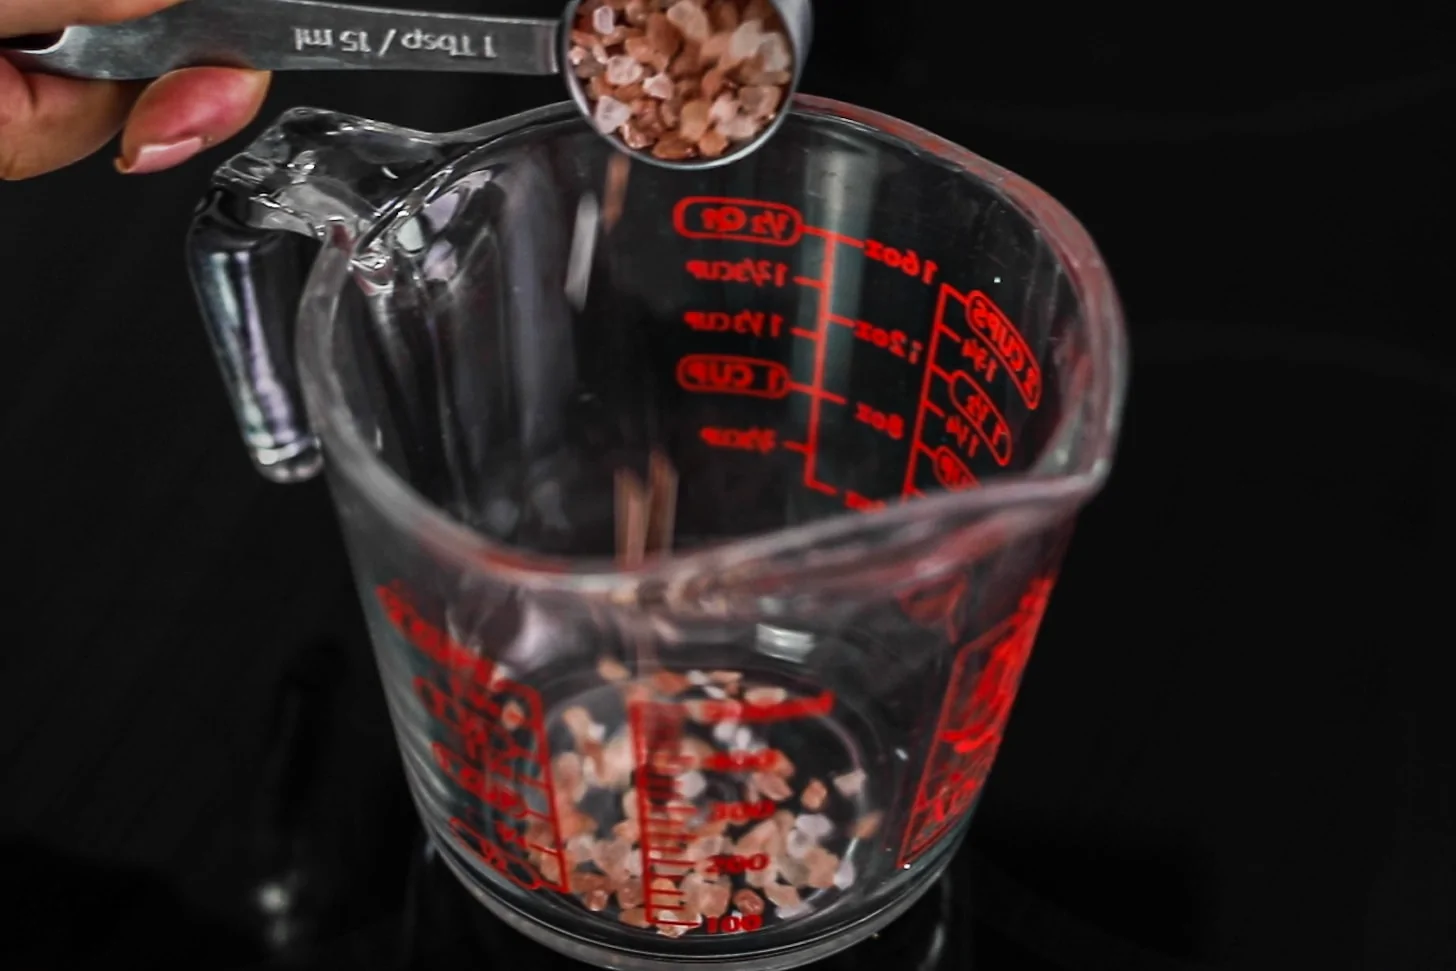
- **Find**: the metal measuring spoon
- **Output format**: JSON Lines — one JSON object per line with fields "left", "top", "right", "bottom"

{"left": 0, "top": 0, "right": 811, "bottom": 170}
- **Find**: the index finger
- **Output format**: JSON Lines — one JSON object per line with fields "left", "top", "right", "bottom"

{"left": 2, "top": 0, "right": 186, "bottom": 38}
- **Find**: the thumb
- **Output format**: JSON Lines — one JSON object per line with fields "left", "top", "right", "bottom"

{"left": 116, "top": 67, "right": 270, "bottom": 175}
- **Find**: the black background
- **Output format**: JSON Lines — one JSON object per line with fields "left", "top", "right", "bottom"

{"left": 2, "top": 3, "right": 1454, "bottom": 968}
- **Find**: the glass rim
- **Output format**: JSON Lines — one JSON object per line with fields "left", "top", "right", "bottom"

{"left": 295, "top": 95, "right": 1129, "bottom": 593}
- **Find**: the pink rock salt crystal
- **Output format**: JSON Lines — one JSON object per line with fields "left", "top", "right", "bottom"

{"left": 607, "top": 55, "right": 646, "bottom": 86}
{"left": 666, "top": 0, "right": 711, "bottom": 43}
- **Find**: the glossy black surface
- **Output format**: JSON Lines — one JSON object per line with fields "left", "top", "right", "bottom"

{"left": 2, "top": 4, "right": 1453, "bottom": 968}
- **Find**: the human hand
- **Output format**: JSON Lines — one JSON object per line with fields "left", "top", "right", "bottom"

{"left": 1, "top": 0, "right": 270, "bottom": 180}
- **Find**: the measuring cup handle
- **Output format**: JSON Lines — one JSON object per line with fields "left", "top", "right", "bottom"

{"left": 185, "top": 107, "right": 460, "bottom": 483}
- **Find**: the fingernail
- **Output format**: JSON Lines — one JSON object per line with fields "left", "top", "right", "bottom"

{"left": 115, "top": 136, "right": 206, "bottom": 175}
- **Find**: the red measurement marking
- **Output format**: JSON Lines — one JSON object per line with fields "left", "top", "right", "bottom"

{"left": 700, "top": 426, "right": 777, "bottom": 454}
{"left": 433, "top": 742, "right": 530, "bottom": 817}
{"left": 798, "top": 240, "right": 840, "bottom": 498}
{"left": 711, "top": 799, "right": 776, "bottom": 822}
{"left": 648, "top": 859, "right": 696, "bottom": 870}
{"left": 855, "top": 402, "right": 906, "bottom": 440}
{"left": 947, "top": 372, "right": 1013, "bottom": 466}
{"left": 704, "top": 914, "right": 765, "bottom": 934}
{"left": 845, "top": 489, "right": 887, "bottom": 513}
{"left": 863, "top": 238, "right": 939, "bottom": 286}
{"left": 685, "top": 258, "right": 789, "bottom": 287}
{"left": 705, "top": 853, "right": 770, "bottom": 875}
{"left": 417, "top": 674, "right": 498, "bottom": 727}
{"left": 444, "top": 668, "right": 500, "bottom": 718}
{"left": 674, "top": 197, "right": 805, "bottom": 246}
{"left": 958, "top": 331, "right": 1001, "bottom": 385}
{"left": 644, "top": 823, "right": 692, "bottom": 834}
{"left": 930, "top": 445, "right": 978, "bottom": 490}
{"left": 632, "top": 702, "right": 695, "bottom": 926}
{"left": 379, "top": 582, "right": 569, "bottom": 896}
{"left": 377, "top": 583, "right": 493, "bottom": 687}
{"left": 842, "top": 316, "right": 925, "bottom": 365}
{"left": 792, "top": 384, "right": 846, "bottom": 404}
{"left": 801, "top": 225, "right": 865, "bottom": 248}
{"left": 629, "top": 688, "right": 834, "bottom": 927}
{"left": 898, "top": 579, "right": 1053, "bottom": 868}
{"left": 812, "top": 480, "right": 842, "bottom": 507}
{"left": 691, "top": 690, "right": 836, "bottom": 723}
{"left": 683, "top": 309, "right": 785, "bottom": 338}
{"left": 700, "top": 750, "right": 781, "bottom": 772}
{"left": 940, "top": 412, "right": 979, "bottom": 462}
{"left": 450, "top": 817, "right": 561, "bottom": 892}
{"left": 496, "top": 821, "right": 532, "bottom": 851}
{"left": 676, "top": 354, "right": 791, "bottom": 399}
{"left": 901, "top": 285, "right": 955, "bottom": 497}
{"left": 965, "top": 291, "right": 1042, "bottom": 410}
{"left": 415, "top": 679, "right": 546, "bottom": 787}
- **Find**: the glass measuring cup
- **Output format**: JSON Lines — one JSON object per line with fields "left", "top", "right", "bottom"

{"left": 187, "top": 96, "right": 1127, "bottom": 970}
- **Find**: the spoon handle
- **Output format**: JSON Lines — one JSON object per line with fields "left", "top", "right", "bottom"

{"left": 1, "top": 0, "right": 562, "bottom": 80}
